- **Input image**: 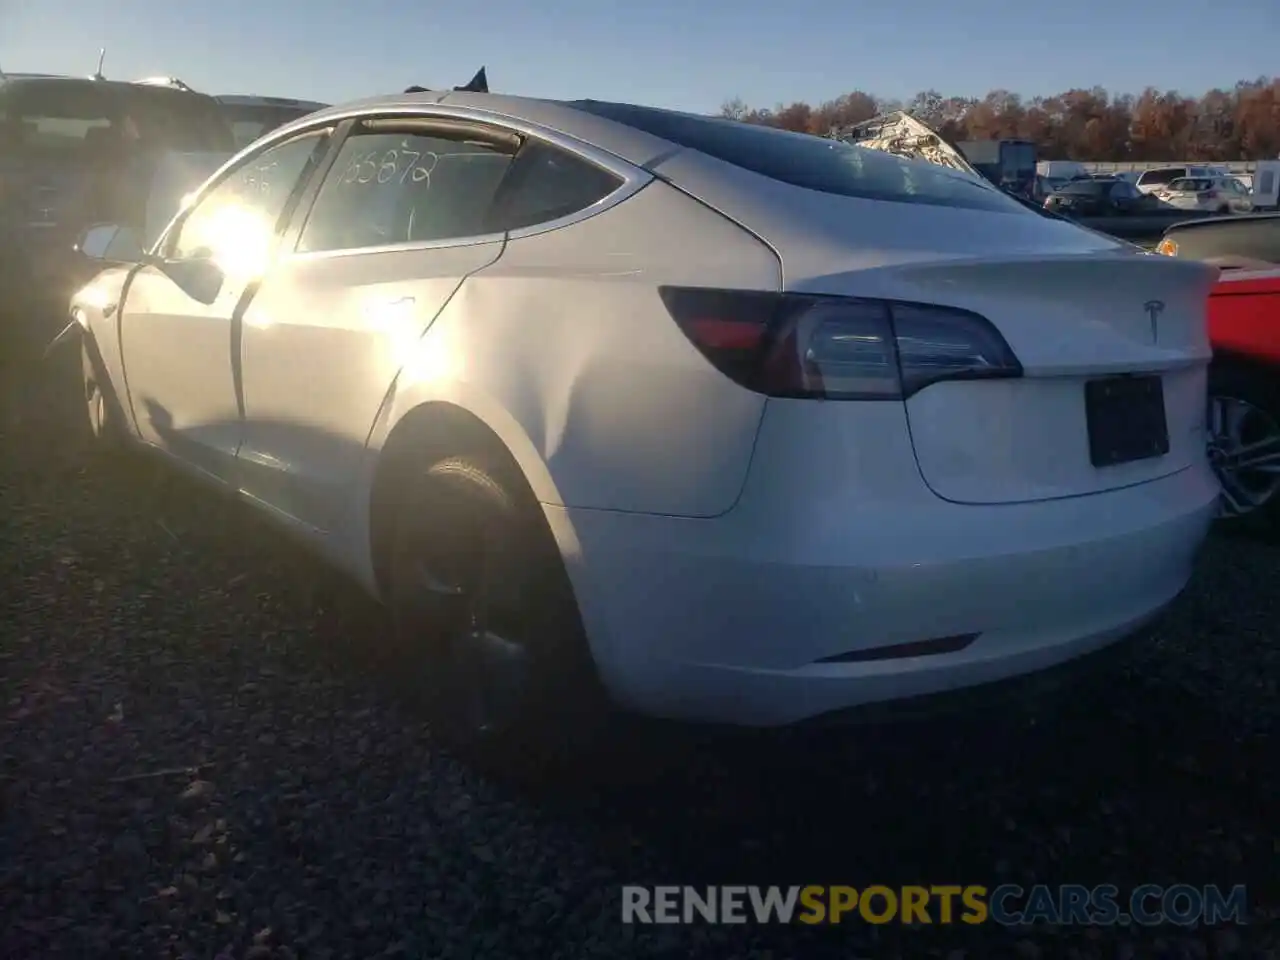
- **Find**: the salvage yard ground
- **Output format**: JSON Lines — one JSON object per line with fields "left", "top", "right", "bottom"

{"left": 0, "top": 343, "right": 1276, "bottom": 959}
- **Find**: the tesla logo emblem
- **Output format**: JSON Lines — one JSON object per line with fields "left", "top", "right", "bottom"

{"left": 1144, "top": 300, "right": 1165, "bottom": 342}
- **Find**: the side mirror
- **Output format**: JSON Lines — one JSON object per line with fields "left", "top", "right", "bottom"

{"left": 76, "top": 222, "right": 146, "bottom": 263}
{"left": 159, "top": 256, "right": 225, "bottom": 305}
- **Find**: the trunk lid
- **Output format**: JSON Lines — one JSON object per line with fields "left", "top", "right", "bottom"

{"left": 804, "top": 253, "right": 1218, "bottom": 504}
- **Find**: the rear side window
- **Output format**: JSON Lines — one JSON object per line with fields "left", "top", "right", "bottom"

{"left": 296, "top": 129, "right": 515, "bottom": 253}
{"left": 568, "top": 100, "right": 1026, "bottom": 214}
{"left": 1260, "top": 171, "right": 1276, "bottom": 195}
{"left": 486, "top": 140, "right": 624, "bottom": 232}
{"left": 1139, "top": 168, "right": 1185, "bottom": 187}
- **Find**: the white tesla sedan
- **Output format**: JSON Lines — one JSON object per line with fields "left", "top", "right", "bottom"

{"left": 66, "top": 89, "right": 1220, "bottom": 765}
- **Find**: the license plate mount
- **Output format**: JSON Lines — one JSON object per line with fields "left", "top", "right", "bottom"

{"left": 1084, "top": 375, "right": 1170, "bottom": 468}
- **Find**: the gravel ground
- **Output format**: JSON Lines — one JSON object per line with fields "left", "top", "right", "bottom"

{"left": 0, "top": 340, "right": 1276, "bottom": 960}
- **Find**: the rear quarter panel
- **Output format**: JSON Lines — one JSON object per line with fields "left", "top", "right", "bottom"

{"left": 367, "top": 179, "right": 782, "bottom": 518}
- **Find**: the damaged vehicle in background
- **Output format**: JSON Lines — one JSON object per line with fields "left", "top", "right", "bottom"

{"left": 832, "top": 113, "right": 1040, "bottom": 199}
{"left": 1156, "top": 217, "right": 1280, "bottom": 531}
{"left": 0, "top": 69, "right": 234, "bottom": 339}
{"left": 1198, "top": 267, "right": 1280, "bottom": 533}
{"left": 63, "top": 90, "right": 1218, "bottom": 770}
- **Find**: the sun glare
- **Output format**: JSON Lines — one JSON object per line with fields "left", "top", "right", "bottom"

{"left": 185, "top": 202, "right": 275, "bottom": 279}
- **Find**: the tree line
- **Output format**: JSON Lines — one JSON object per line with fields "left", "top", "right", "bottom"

{"left": 720, "top": 77, "right": 1280, "bottom": 161}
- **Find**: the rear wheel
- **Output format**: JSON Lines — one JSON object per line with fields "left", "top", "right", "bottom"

{"left": 385, "top": 447, "right": 609, "bottom": 775}
{"left": 1207, "top": 365, "right": 1280, "bottom": 536}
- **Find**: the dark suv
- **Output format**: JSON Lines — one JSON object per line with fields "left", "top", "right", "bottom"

{"left": 0, "top": 74, "right": 234, "bottom": 328}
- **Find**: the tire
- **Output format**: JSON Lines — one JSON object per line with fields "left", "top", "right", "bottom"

{"left": 385, "top": 446, "right": 609, "bottom": 775}
{"left": 1207, "top": 364, "right": 1280, "bottom": 537}
{"left": 81, "top": 334, "right": 126, "bottom": 448}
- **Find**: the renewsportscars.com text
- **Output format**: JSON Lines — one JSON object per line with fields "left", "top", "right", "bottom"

{"left": 621, "top": 884, "right": 1248, "bottom": 926}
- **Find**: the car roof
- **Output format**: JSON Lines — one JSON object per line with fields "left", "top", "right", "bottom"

{"left": 216, "top": 94, "right": 328, "bottom": 110}
{"left": 0, "top": 73, "right": 219, "bottom": 103}
{"left": 274, "top": 90, "right": 702, "bottom": 169}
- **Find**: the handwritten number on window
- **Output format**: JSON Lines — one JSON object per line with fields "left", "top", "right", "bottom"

{"left": 338, "top": 142, "right": 435, "bottom": 188}
{"left": 398, "top": 149, "right": 420, "bottom": 183}
{"left": 377, "top": 151, "right": 399, "bottom": 184}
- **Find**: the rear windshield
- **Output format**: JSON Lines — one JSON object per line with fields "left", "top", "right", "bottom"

{"left": 0, "top": 82, "right": 232, "bottom": 158}
{"left": 1168, "top": 178, "right": 1213, "bottom": 192}
{"left": 568, "top": 101, "right": 1028, "bottom": 214}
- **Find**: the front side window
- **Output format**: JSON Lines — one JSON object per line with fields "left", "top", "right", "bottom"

{"left": 169, "top": 131, "right": 329, "bottom": 275}
{"left": 486, "top": 140, "right": 624, "bottom": 232}
{"left": 569, "top": 100, "right": 1026, "bottom": 214}
{"left": 296, "top": 128, "right": 515, "bottom": 253}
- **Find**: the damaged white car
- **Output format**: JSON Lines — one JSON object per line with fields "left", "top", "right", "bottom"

{"left": 60, "top": 90, "right": 1218, "bottom": 770}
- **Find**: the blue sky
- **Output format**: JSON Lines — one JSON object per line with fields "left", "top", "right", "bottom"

{"left": 2, "top": 0, "right": 1276, "bottom": 114}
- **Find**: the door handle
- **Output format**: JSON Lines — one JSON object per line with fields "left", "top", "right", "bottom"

{"left": 364, "top": 296, "right": 417, "bottom": 329}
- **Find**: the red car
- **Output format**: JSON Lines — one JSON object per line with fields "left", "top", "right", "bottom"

{"left": 1207, "top": 267, "right": 1280, "bottom": 532}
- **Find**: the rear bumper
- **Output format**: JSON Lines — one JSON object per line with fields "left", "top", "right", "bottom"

{"left": 548, "top": 461, "right": 1218, "bottom": 727}
{"left": 793, "top": 613, "right": 1161, "bottom": 729}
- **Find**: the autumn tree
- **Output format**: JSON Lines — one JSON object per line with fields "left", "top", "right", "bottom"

{"left": 721, "top": 78, "right": 1280, "bottom": 160}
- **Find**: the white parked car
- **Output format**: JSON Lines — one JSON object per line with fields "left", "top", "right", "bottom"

{"left": 63, "top": 92, "right": 1220, "bottom": 767}
{"left": 1134, "top": 165, "right": 1224, "bottom": 196}
{"left": 1155, "top": 176, "right": 1254, "bottom": 215}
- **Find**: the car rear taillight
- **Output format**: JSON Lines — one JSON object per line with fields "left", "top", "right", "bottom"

{"left": 659, "top": 287, "right": 1022, "bottom": 400}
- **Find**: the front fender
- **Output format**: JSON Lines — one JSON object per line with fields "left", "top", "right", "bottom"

{"left": 69, "top": 266, "right": 139, "bottom": 428}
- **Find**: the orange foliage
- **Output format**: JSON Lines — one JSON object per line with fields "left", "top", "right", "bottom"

{"left": 721, "top": 78, "right": 1280, "bottom": 160}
